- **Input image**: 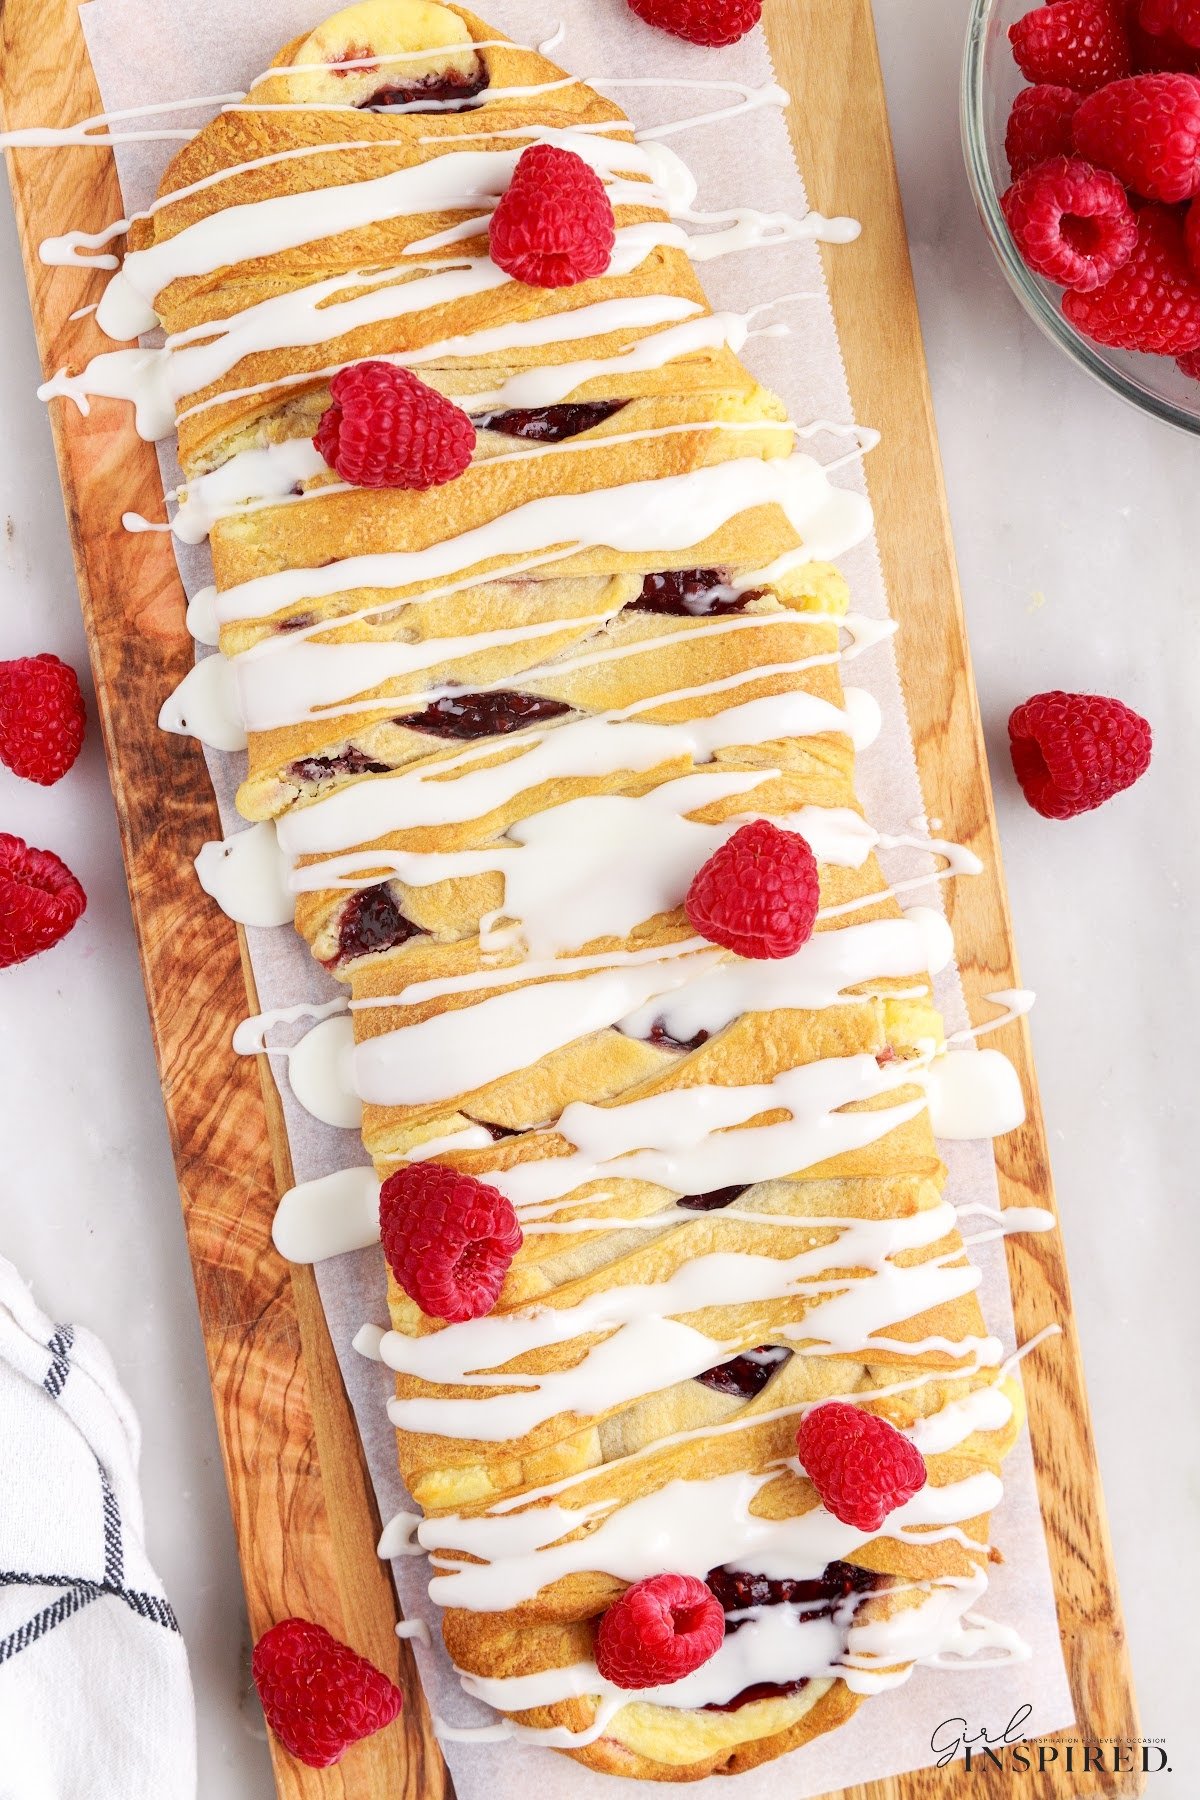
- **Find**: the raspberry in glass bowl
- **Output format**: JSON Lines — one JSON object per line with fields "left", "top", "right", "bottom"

{"left": 963, "top": 0, "right": 1200, "bottom": 433}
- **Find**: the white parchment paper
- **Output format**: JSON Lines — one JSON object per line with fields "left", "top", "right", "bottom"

{"left": 68, "top": 0, "right": 1075, "bottom": 1788}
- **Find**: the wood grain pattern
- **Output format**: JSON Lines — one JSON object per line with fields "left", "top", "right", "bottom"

{"left": 0, "top": 0, "right": 1140, "bottom": 1794}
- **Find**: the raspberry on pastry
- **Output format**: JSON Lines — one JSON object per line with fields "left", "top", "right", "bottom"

{"left": 595, "top": 1575, "right": 726, "bottom": 1689}
{"left": 314, "top": 362, "right": 476, "bottom": 488}
{"left": 685, "top": 819, "right": 821, "bottom": 959}
{"left": 488, "top": 144, "right": 616, "bottom": 288}
{"left": 379, "top": 1162, "right": 522, "bottom": 1321}
{"left": 797, "top": 1403, "right": 928, "bottom": 1533}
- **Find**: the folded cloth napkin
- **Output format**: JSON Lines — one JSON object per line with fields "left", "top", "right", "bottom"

{"left": 0, "top": 1257, "right": 197, "bottom": 1800}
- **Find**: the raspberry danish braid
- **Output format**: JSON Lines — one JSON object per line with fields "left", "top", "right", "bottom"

{"left": 139, "top": 0, "right": 1026, "bottom": 1777}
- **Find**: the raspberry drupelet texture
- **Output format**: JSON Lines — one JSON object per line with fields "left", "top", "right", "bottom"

{"left": 1009, "top": 0, "right": 1131, "bottom": 91}
{"left": 1005, "top": 83, "right": 1083, "bottom": 175}
{"left": 1185, "top": 191, "right": 1200, "bottom": 272}
{"left": 252, "top": 1618, "right": 401, "bottom": 1769}
{"left": 797, "top": 1402, "right": 928, "bottom": 1534}
{"left": 1140, "top": 0, "right": 1200, "bottom": 50}
{"left": 488, "top": 144, "right": 615, "bottom": 288}
{"left": 1008, "top": 690, "right": 1153, "bottom": 818}
{"left": 0, "top": 834, "right": 87, "bottom": 970}
{"left": 1001, "top": 155, "right": 1137, "bottom": 291}
{"left": 595, "top": 1574, "right": 726, "bottom": 1689}
{"left": 685, "top": 820, "right": 820, "bottom": 960}
{"left": 314, "top": 361, "right": 475, "bottom": 488}
{"left": 626, "top": 0, "right": 763, "bottom": 47}
{"left": 378, "top": 1162, "right": 522, "bottom": 1322}
{"left": 0, "top": 653, "right": 86, "bottom": 785}
{"left": 1062, "top": 200, "right": 1200, "bottom": 348}
{"left": 1073, "top": 71, "right": 1200, "bottom": 201}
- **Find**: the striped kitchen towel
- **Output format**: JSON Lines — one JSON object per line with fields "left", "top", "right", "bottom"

{"left": 0, "top": 1257, "right": 196, "bottom": 1799}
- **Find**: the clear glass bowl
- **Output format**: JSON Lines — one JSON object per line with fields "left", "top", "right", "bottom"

{"left": 962, "top": 0, "right": 1200, "bottom": 435}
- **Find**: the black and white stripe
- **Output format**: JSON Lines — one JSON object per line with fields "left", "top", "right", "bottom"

{"left": 0, "top": 1322, "right": 181, "bottom": 1666}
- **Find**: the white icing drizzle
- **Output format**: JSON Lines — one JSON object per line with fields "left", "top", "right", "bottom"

{"left": 194, "top": 821, "right": 294, "bottom": 927}
{"left": 276, "top": 687, "right": 863, "bottom": 859}
{"left": 157, "top": 653, "right": 245, "bottom": 751}
{"left": 425, "top": 1466, "right": 1001, "bottom": 1614}
{"left": 272, "top": 1164, "right": 379, "bottom": 1263}
{"left": 214, "top": 454, "right": 871, "bottom": 625}
{"left": 395, "top": 1618, "right": 433, "bottom": 1649}
{"left": 947, "top": 988, "right": 1037, "bottom": 1044}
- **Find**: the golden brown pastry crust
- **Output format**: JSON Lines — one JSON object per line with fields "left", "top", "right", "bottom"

{"left": 160, "top": 2, "right": 1024, "bottom": 1775}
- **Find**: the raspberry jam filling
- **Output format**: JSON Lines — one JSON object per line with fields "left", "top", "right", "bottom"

{"left": 695, "top": 1344, "right": 791, "bottom": 1399}
{"left": 330, "top": 883, "right": 422, "bottom": 967}
{"left": 676, "top": 1185, "right": 749, "bottom": 1212}
{"left": 646, "top": 1017, "right": 710, "bottom": 1053}
{"left": 288, "top": 745, "right": 392, "bottom": 788}
{"left": 359, "top": 67, "right": 490, "bottom": 111}
{"left": 474, "top": 401, "right": 628, "bottom": 442}
{"left": 402, "top": 690, "right": 572, "bottom": 739}
{"left": 631, "top": 568, "right": 762, "bottom": 618}
{"left": 701, "top": 1561, "right": 888, "bottom": 1712}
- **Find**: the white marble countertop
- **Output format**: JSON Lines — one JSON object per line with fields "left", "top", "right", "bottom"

{"left": 1, "top": 2, "right": 1195, "bottom": 1791}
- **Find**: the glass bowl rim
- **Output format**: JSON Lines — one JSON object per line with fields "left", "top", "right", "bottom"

{"left": 960, "top": 0, "right": 1200, "bottom": 438}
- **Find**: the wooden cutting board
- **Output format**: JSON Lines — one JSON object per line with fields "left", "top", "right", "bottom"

{"left": 0, "top": 1, "right": 1142, "bottom": 1794}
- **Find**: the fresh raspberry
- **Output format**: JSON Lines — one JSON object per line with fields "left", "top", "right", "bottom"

{"left": 313, "top": 362, "right": 475, "bottom": 489}
{"left": 1139, "top": 0, "right": 1200, "bottom": 49}
{"left": 252, "top": 1619, "right": 401, "bottom": 1769}
{"left": 1062, "top": 200, "right": 1200, "bottom": 346}
{"left": 1008, "top": 690, "right": 1152, "bottom": 818}
{"left": 685, "top": 820, "right": 820, "bottom": 961}
{"left": 1129, "top": 10, "right": 1200, "bottom": 70}
{"left": 595, "top": 1575, "right": 725, "bottom": 1690}
{"left": 1010, "top": 0, "right": 1131, "bottom": 90}
{"left": 626, "top": 0, "right": 762, "bottom": 47}
{"left": 0, "top": 654, "right": 86, "bottom": 785}
{"left": 796, "top": 1402, "right": 927, "bottom": 1534}
{"left": 1001, "top": 156, "right": 1137, "bottom": 290}
{"left": 1177, "top": 342, "right": 1200, "bottom": 370}
{"left": 379, "top": 1162, "right": 522, "bottom": 1322}
{"left": 0, "top": 834, "right": 86, "bottom": 970}
{"left": 1185, "top": 189, "right": 1200, "bottom": 269}
{"left": 1005, "top": 84, "right": 1083, "bottom": 175}
{"left": 488, "top": 144, "right": 615, "bottom": 289}
{"left": 1073, "top": 71, "right": 1200, "bottom": 199}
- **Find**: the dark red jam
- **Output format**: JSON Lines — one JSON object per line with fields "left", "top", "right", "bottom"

{"left": 631, "top": 569, "right": 761, "bottom": 618}
{"left": 359, "top": 66, "right": 490, "bottom": 111}
{"left": 330, "top": 883, "right": 422, "bottom": 967}
{"left": 646, "top": 1018, "right": 710, "bottom": 1053}
{"left": 474, "top": 401, "right": 628, "bottom": 442}
{"left": 288, "top": 745, "right": 391, "bottom": 788}
{"left": 402, "top": 690, "right": 572, "bottom": 739}
{"left": 480, "top": 1120, "right": 521, "bottom": 1140}
{"left": 676, "top": 1185, "right": 748, "bottom": 1212}
{"left": 277, "top": 611, "right": 316, "bottom": 633}
{"left": 695, "top": 1344, "right": 791, "bottom": 1399}
{"left": 701, "top": 1561, "right": 888, "bottom": 1712}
